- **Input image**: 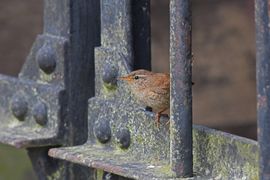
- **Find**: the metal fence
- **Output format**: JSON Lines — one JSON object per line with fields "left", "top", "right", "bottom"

{"left": 0, "top": 0, "right": 268, "bottom": 179}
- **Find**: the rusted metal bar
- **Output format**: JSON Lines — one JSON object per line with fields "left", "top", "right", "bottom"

{"left": 255, "top": 0, "right": 270, "bottom": 179}
{"left": 170, "top": 0, "right": 193, "bottom": 177}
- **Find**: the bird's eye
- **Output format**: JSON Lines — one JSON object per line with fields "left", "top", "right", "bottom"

{"left": 134, "top": 76, "right": 139, "bottom": 80}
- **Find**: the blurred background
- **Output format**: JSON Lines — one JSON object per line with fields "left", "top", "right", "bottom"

{"left": 0, "top": 0, "right": 256, "bottom": 179}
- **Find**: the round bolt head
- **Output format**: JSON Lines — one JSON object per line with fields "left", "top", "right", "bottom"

{"left": 36, "top": 44, "right": 56, "bottom": 74}
{"left": 102, "top": 64, "right": 118, "bottom": 85}
{"left": 10, "top": 95, "right": 28, "bottom": 121}
{"left": 116, "top": 128, "right": 131, "bottom": 149}
{"left": 33, "top": 102, "right": 48, "bottom": 126}
{"left": 94, "top": 120, "right": 111, "bottom": 144}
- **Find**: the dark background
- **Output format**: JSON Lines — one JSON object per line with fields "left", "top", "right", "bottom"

{"left": 0, "top": 0, "right": 256, "bottom": 179}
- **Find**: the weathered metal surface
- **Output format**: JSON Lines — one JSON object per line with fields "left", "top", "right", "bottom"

{"left": 43, "top": 0, "right": 70, "bottom": 37}
{"left": 193, "top": 126, "right": 258, "bottom": 179}
{"left": 131, "top": 0, "right": 151, "bottom": 70}
{"left": 0, "top": 7, "right": 67, "bottom": 149}
{"left": 28, "top": 0, "right": 100, "bottom": 178}
{"left": 0, "top": 0, "right": 262, "bottom": 179}
{"left": 49, "top": 125, "right": 259, "bottom": 179}
{"left": 255, "top": 0, "right": 270, "bottom": 179}
{"left": 170, "top": 0, "right": 193, "bottom": 177}
{"left": 19, "top": 34, "right": 66, "bottom": 86}
{"left": 49, "top": 0, "right": 166, "bottom": 179}
{"left": 48, "top": 2, "right": 259, "bottom": 177}
{"left": 0, "top": 0, "right": 100, "bottom": 179}
{"left": 48, "top": 0, "right": 260, "bottom": 179}
{"left": 0, "top": 75, "right": 63, "bottom": 148}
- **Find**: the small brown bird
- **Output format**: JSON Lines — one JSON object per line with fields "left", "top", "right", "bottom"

{"left": 119, "top": 69, "right": 170, "bottom": 127}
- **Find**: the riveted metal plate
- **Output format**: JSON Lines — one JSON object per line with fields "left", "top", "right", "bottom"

{"left": 49, "top": 49, "right": 259, "bottom": 179}
{"left": 48, "top": 0, "right": 259, "bottom": 178}
{"left": 0, "top": 32, "right": 67, "bottom": 148}
{"left": 0, "top": 75, "right": 63, "bottom": 148}
{"left": 49, "top": 125, "right": 258, "bottom": 179}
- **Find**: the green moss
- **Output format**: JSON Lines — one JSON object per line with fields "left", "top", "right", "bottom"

{"left": 192, "top": 128, "right": 258, "bottom": 179}
{"left": 48, "top": 165, "right": 64, "bottom": 180}
{"left": 235, "top": 141, "right": 259, "bottom": 179}
{"left": 103, "top": 83, "right": 117, "bottom": 92}
{"left": 40, "top": 72, "right": 53, "bottom": 82}
{"left": 242, "top": 162, "right": 258, "bottom": 180}
{"left": 158, "top": 165, "right": 173, "bottom": 176}
{"left": 235, "top": 140, "right": 259, "bottom": 162}
{"left": 96, "top": 169, "right": 103, "bottom": 180}
{"left": 136, "top": 135, "right": 144, "bottom": 144}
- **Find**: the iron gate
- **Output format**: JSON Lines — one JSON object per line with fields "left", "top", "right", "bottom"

{"left": 0, "top": 0, "right": 269, "bottom": 179}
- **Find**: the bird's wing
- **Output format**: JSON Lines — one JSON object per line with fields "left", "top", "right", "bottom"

{"left": 151, "top": 73, "right": 170, "bottom": 87}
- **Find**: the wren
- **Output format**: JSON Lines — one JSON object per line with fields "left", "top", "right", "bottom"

{"left": 119, "top": 69, "right": 170, "bottom": 127}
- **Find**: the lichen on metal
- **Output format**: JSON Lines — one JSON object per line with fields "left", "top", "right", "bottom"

{"left": 49, "top": 124, "right": 259, "bottom": 179}
{"left": 193, "top": 126, "right": 258, "bottom": 179}
{"left": 0, "top": 75, "right": 63, "bottom": 148}
{"left": 0, "top": 0, "right": 99, "bottom": 179}
{"left": 47, "top": 0, "right": 259, "bottom": 179}
{"left": 0, "top": 29, "right": 66, "bottom": 148}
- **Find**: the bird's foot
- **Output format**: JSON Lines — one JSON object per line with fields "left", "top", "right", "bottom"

{"left": 155, "top": 113, "right": 161, "bottom": 128}
{"left": 154, "top": 108, "right": 168, "bottom": 128}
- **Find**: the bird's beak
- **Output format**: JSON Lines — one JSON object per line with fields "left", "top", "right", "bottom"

{"left": 118, "top": 76, "right": 132, "bottom": 82}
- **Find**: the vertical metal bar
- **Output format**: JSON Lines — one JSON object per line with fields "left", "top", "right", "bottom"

{"left": 97, "top": 1, "right": 133, "bottom": 179}
{"left": 255, "top": 0, "right": 270, "bottom": 179}
{"left": 131, "top": 0, "right": 151, "bottom": 70}
{"left": 170, "top": 0, "right": 193, "bottom": 177}
{"left": 27, "top": 0, "right": 100, "bottom": 179}
{"left": 100, "top": 0, "right": 133, "bottom": 70}
{"left": 64, "top": 0, "right": 100, "bottom": 179}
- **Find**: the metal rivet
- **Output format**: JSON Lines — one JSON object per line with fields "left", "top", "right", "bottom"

{"left": 36, "top": 44, "right": 56, "bottom": 74}
{"left": 33, "top": 102, "right": 48, "bottom": 126}
{"left": 102, "top": 64, "right": 118, "bottom": 85}
{"left": 116, "top": 128, "right": 131, "bottom": 149}
{"left": 10, "top": 95, "right": 28, "bottom": 121}
{"left": 94, "top": 120, "right": 111, "bottom": 143}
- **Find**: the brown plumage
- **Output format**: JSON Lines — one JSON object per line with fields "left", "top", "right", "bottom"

{"left": 119, "top": 69, "right": 170, "bottom": 127}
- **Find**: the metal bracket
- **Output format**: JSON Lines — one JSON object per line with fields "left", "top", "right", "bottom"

{"left": 0, "top": 75, "right": 63, "bottom": 148}
{"left": 0, "top": 34, "right": 66, "bottom": 148}
{"left": 49, "top": 50, "right": 174, "bottom": 179}
{"left": 0, "top": 0, "right": 101, "bottom": 179}
{"left": 48, "top": 0, "right": 258, "bottom": 179}
{"left": 49, "top": 49, "right": 259, "bottom": 178}
{"left": 49, "top": 121, "right": 259, "bottom": 179}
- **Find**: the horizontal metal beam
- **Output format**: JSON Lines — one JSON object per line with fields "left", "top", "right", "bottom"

{"left": 49, "top": 125, "right": 259, "bottom": 179}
